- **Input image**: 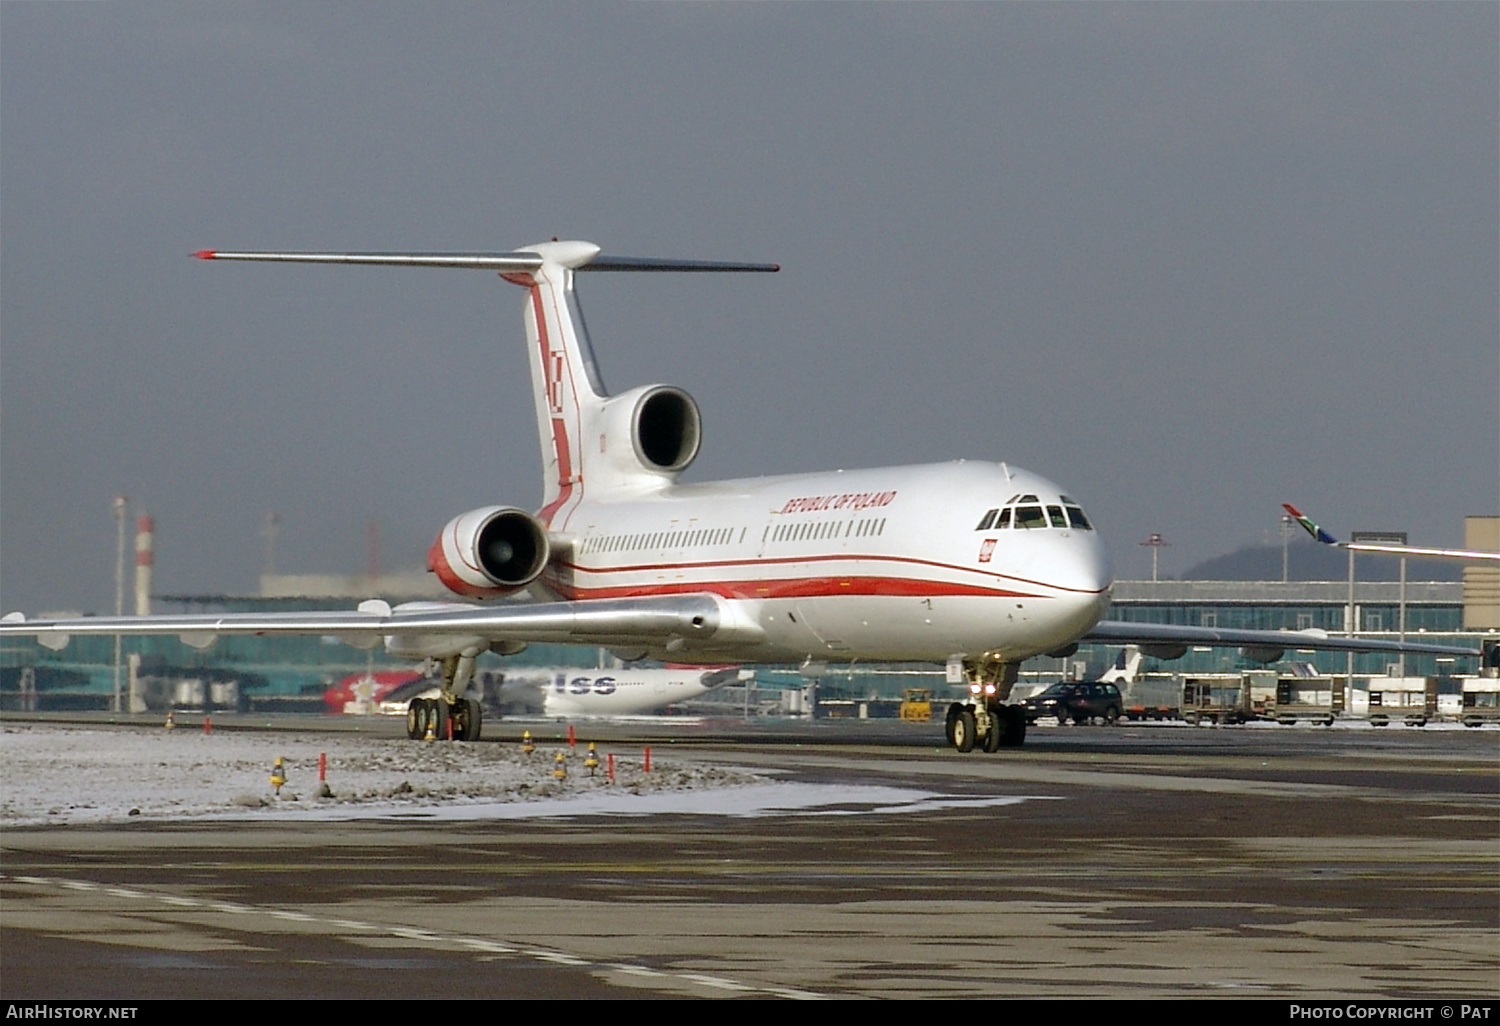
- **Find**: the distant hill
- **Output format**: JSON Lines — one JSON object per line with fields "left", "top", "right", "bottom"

{"left": 1178, "top": 540, "right": 1462, "bottom": 582}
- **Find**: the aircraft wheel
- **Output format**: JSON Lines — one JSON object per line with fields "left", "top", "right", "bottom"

{"left": 983, "top": 709, "right": 1003, "bottom": 753}
{"left": 418, "top": 698, "right": 443, "bottom": 739}
{"left": 1001, "top": 705, "right": 1027, "bottom": 748}
{"left": 433, "top": 698, "right": 451, "bottom": 740}
{"left": 953, "top": 708, "right": 977, "bottom": 753}
{"left": 460, "top": 698, "right": 483, "bottom": 742}
{"left": 944, "top": 703, "right": 962, "bottom": 745}
{"left": 406, "top": 698, "right": 424, "bottom": 740}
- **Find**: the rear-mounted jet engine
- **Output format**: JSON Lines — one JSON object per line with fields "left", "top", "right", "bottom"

{"left": 428, "top": 506, "right": 550, "bottom": 599}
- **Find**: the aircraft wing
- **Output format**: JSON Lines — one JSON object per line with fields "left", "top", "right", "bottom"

{"left": 1083, "top": 620, "right": 1478, "bottom": 658}
{"left": 0, "top": 594, "right": 760, "bottom": 653}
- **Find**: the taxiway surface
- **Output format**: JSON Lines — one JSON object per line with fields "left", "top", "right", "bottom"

{"left": 2, "top": 717, "right": 1496, "bottom": 999}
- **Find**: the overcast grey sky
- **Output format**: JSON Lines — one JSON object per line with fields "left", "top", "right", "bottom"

{"left": 2, "top": 3, "right": 1496, "bottom": 615}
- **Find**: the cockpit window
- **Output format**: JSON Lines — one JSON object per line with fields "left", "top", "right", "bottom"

{"left": 1047, "top": 505, "right": 1068, "bottom": 528}
{"left": 996, "top": 507, "right": 1012, "bottom": 529}
{"left": 1066, "top": 506, "right": 1093, "bottom": 530}
{"left": 1017, "top": 494, "right": 1038, "bottom": 503}
{"left": 975, "top": 509, "right": 998, "bottom": 531}
{"left": 1014, "top": 505, "right": 1047, "bottom": 529}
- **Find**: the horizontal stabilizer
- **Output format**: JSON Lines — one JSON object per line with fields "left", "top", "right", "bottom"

{"left": 195, "top": 251, "right": 545, "bottom": 271}
{"left": 194, "top": 246, "right": 777, "bottom": 274}
{"left": 583, "top": 255, "right": 779, "bottom": 273}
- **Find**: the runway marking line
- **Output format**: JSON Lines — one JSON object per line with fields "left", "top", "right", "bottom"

{"left": 0, "top": 871, "right": 826, "bottom": 999}
{"left": 528, "top": 949, "right": 591, "bottom": 966}
{"left": 608, "top": 962, "right": 663, "bottom": 977}
{"left": 678, "top": 972, "right": 755, "bottom": 992}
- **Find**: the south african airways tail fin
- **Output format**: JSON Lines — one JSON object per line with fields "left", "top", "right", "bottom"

{"left": 1282, "top": 503, "right": 1340, "bottom": 545}
{"left": 1282, "top": 502, "right": 1500, "bottom": 563}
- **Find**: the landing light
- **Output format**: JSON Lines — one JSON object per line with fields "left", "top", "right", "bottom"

{"left": 969, "top": 683, "right": 981, "bottom": 695}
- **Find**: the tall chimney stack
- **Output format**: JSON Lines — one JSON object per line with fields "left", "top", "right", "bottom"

{"left": 134, "top": 514, "right": 154, "bottom": 616}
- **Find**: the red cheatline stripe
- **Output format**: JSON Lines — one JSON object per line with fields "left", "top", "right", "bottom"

{"left": 556, "top": 551, "right": 1100, "bottom": 595}
{"left": 532, "top": 281, "right": 575, "bottom": 527}
{"left": 544, "top": 574, "right": 1041, "bottom": 602}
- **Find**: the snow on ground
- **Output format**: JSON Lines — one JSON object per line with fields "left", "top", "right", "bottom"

{"left": 0, "top": 724, "right": 1032, "bottom": 826}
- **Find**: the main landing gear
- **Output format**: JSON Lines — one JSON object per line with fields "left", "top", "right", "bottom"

{"left": 944, "top": 656, "right": 1026, "bottom": 752}
{"left": 405, "top": 648, "right": 484, "bottom": 741}
{"left": 406, "top": 696, "right": 483, "bottom": 741}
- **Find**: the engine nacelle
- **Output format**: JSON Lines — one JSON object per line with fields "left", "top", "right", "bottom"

{"left": 593, "top": 384, "right": 702, "bottom": 484}
{"left": 1239, "top": 645, "right": 1286, "bottom": 664}
{"left": 428, "top": 506, "right": 550, "bottom": 599}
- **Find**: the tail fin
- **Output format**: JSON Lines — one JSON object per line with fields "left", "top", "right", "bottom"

{"left": 196, "top": 242, "right": 777, "bottom": 527}
{"left": 1282, "top": 503, "right": 1340, "bottom": 545}
{"left": 1281, "top": 501, "right": 1500, "bottom": 563}
{"left": 504, "top": 242, "right": 607, "bottom": 527}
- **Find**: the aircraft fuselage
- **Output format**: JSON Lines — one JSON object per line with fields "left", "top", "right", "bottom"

{"left": 539, "top": 459, "right": 1113, "bottom": 665}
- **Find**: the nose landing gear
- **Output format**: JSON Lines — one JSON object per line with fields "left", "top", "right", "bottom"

{"left": 945, "top": 656, "right": 1027, "bottom": 752}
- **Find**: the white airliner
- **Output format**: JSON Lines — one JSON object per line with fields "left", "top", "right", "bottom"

{"left": 0, "top": 240, "right": 1477, "bottom": 751}
{"left": 334, "top": 665, "right": 742, "bottom": 722}
{"left": 482, "top": 665, "right": 745, "bottom": 720}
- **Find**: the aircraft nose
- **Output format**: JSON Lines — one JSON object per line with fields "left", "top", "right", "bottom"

{"left": 1051, "top": 538, "right": 1114, "bottom": 629}
{"left": 1054, "top": 535, "right": 1113, "bottom": 596}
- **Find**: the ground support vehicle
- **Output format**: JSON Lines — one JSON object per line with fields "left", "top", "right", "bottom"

{"left": 899, "top": 688, "right": 933, "bottom": 722}
{"left": 1459, "top": 677, "right": 1500, "bottom": 727}
{"left": 1265, "top": 673, "right": 1345, "bottom": 726}
{"left": 1179, "top": 674, "right": 1256, "bottom": 725}
{"left": 1355, "top": 677, "right": 1436, "bottom": 727}
{"left": 1120, "top": 674, "right": 1179, "bottom": 721}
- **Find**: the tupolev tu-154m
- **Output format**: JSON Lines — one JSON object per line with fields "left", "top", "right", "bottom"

{"left": 0, "top": 240, "right": 1478, "bottom": 751}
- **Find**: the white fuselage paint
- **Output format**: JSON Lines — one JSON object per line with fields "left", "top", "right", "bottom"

{"left": 535, "top": 459, "right": 1113, "bottom": 666}
{"left": 386, "top": 666, "right": 730, "bottom": 718}
{"left": 532, "top": 667, "right": 724, "bottom": 718}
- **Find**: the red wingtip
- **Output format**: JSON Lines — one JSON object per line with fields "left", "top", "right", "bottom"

{"left": 192, "top": 249, "right": 217, "bottom": 260}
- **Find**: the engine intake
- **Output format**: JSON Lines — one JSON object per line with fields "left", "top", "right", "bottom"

{"left": 429, "top": 506, "right": 550, "bottom": 598}
{"left": 634, "top": 386, "right": 701, "bottom": 472}
{"left": 594, "top": 384, "right": 701, "bottom": 483}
